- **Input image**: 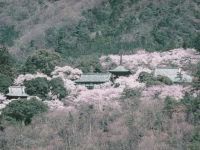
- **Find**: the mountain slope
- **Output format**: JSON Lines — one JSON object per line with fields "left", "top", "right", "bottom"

{"left": 0, "top": 0, "right": 199, "bottom": 58}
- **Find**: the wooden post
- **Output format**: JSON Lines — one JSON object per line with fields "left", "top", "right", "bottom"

{"left": 177, "top": 68, "right": 183, "bottom": 80}
{"left": 120, "top": 54, "right": 122, "bottom": 65}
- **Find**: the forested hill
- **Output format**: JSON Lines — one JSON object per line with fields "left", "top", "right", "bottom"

{"left": 0, "top": 0, "right": 199, "bottom": 58}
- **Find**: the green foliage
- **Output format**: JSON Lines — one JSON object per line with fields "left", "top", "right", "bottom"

{"left": 0, "top": 74, "right": 12, "bottom": 94}
{"left": 0, "top": 47, "right": 12, "bottom": 65}
{"left": 24, "top": 50, "right": 61, "bottom": 75}
{"left": 72, "top": 54, "right": 103, "bottom": 73}
{"left": 1, "top": 98, "right": 48, "bottom": 125}
{"left": 24, "top": 77, "right": 67, "bottom": 100}
{"left": 24, "top": 77, "right": 49, "bottom": 100}
{"left": 138, "top": 72, "right": 173, "bottom": 86}
{"left": 152, "top": 26, "right": 176, "bottom": 50}
{"left": 41, "top": 0, "right": 199, "bottom": 58}
{"left": 121, "top": 88, "right": 141, "bottom": 110}
{"left": 163, "top": 96, "right": 178, "bottom": 118}
{"left": 157, "top": 75, "right": 173, "bottom": 85}
{"left": 122, "top": 88, "right": 141, "bottom": 99}
{"left": 0, "top": 47, "right": 15, "bottom": 93}
{"left": 194, "top": 62, "right": 200, "bottom": 78}
{"left": 192, "top": 34, "right": 200, "bottom": 51}
{"left": 186, "top": 126, "right": 200, "bottom": 150}
{"left": 0, "top": 0, "right": 199, "bottom": 58}
{"left": 193, "top": 62, "right": 200, "bottom": 90}
{"left": 138, "top": 72, "right": 153, "bottom": 83}
{"left": 45, "top": 26, "right": 77, "bottom": 57}
{"left": 0, "top": 25, "right": 19, "bottom": 46}
{"left": 138, "top": 72, "right": 160, "bottom": 86}
{"left": 181, "top": 94, "right": 200, "bottom": 125}
{"left": 0, "top": 47, "right": 15, "bottom": 77}
{"left": 49, "top": 78, "right": 67, "bottom": 99}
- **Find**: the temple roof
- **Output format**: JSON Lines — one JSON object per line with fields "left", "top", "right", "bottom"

{"left": 109, "top": 65, "right": 130, "bottom": 73}
{"left": 6, "top": 86, "right": 29, "bottom": 97}
{"left": 154, "top": 68, "right": 192, "bottom": 83}
{"left": 75, "top": 73, "right": 111, "bottom": 83}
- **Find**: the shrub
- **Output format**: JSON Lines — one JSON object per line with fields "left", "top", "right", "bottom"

{"left": 138, "top": 72, "right": 153, "bottom": 82}
{"left": 157, "top": 75, "right": 173, "bottom": 85}
{"left": 193, "top": 61, "right": 200, "bottom": 90}
{"left": 187, "top": 127, "right": 200, "bottom": 150}
{"left": 122, "top": 88, "right": 141, "bottom": 99}
{"left": 163, "top": 96, "right": 178, "bottom": 118}
{"left": 146, "top": 80, "right": 161, "bottom": 86}
{"left": 138, "top": 72, "right": 160, "bottom": 86}
{"left": 0, "top": 74, "right": 13, "bottom": 94}
{"left": 24, "top": 50, "right": 61, "bottom": 75}
{"left": 138, "top": 72, "right": 173, "bottom": 86}
{"left": 121, "top": 88, "right": 141, "bottom": 110}
{"left": 181, "top": 94, "right": 200, "bottom": 125}
{"left": 24, "top": 77, "right": 49, "bottom": 100}
{"left": 49, "top": 78, "right": 67, "bottom": 99}
{"left": 1, "top": 98, "right": 48, "bottom": 125}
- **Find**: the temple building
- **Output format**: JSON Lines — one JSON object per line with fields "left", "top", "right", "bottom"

{"left": 109, "top": 55, "right": 131, "bottom": 78}
{"left": 154, "top": 68, "right": 193, "bottom": 83}
{"left": 109, "top": 65, "right": 131, "bottom": 77}
{"left": 75, "top": 73, "right": 111, "bottom": 89}
{"left": 6, "top": 86, "right": 29, "bottom": 99}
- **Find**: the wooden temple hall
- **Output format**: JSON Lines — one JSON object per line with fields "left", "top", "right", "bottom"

{"left": 109, "top": 55, "right": 131, "bottom": 77}
{"left": 75, "top": 55, "right": 131, "bottom": 89}
{"left": 75, "top": 73, "right": 112, "bottom": 89}
{"left": 6, "top": 86, "right": 29, "bottom": 99}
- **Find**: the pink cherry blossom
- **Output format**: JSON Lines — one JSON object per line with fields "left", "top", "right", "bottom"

{"left": 14, "top": 72, "right": 51, "bottom": 85}
{"left": 51, "top": 66, "right": 82, "bottom": 80}
{"left": 0, "top": 93, "right": 6, "bottom": 101}
{"left": 100, "top": 48, "right": 200, "bottom": 70}
{"left": 115, "top": 67, "right": 151, "bottom": 89}
{"left": 142, "top": 85, "right": 189, "bottom": 100}
{"left": 73, "top": 87, "right": 123, "bottom": 111}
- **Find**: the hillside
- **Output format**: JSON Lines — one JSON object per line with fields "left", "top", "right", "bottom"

{"left": 0, "top": 1, "right": 200, "bottom": 149}
{"left": 0, "top": 48, "right": 199, "bottom": 149}
{"left": 0, "top": 0, "right": 103, "bottom": 56}
{"left": 0, "top": 0, "right": 199, "bottom": 59}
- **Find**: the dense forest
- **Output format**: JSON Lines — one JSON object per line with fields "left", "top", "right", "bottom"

{"left": 0, "top": 0, "right": 199, "bottom": 59}
{"left": 0, "top": 0, "right": 200, "bottom": 150}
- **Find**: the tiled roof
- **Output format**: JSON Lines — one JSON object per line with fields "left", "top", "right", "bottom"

{"left": 6, "top": 86, "right": 29, "bottom": 97}
{"left": 154, "top": 68, "right": 192, "bottom": 83}
{"left": 109, "top": 66, "right": 130, "bottom": 72}
{"left": 75, "top": 73, "right": 111, "bottom": 83}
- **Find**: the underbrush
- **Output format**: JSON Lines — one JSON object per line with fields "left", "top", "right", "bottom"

{"left": 138, "top": 71, "right": 173, "bottom": 86}
{"left": 0, "top": 90, "right": 199, "bottom": 150}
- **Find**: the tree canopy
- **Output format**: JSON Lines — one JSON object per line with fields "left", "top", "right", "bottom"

{"left": 24, "top": 50, "right": 61, "bottom": 75}
{"left": 1, "top": 98, "right": 48, "bottom": 125}
{"left": 24, "top": 77, "right": 49, "bottom": 100}
{"left": 49, "top": 78, "right": 67, "bottom": 99}
{"left": 0, "top": 46, "right": 15, "bottom": 77}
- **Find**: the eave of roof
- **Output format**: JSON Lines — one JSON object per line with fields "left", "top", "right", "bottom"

{"left": 75, "top": 73, "right": 111, "bottom": 83}
{"left": 6, "top": 86, "right": 29, "bottom": 97}
{"left": 6, "top": 93, "right": 29, "bottom": 97}
{"left": 109, "top": 66, "right": 130, "bottom": 73}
